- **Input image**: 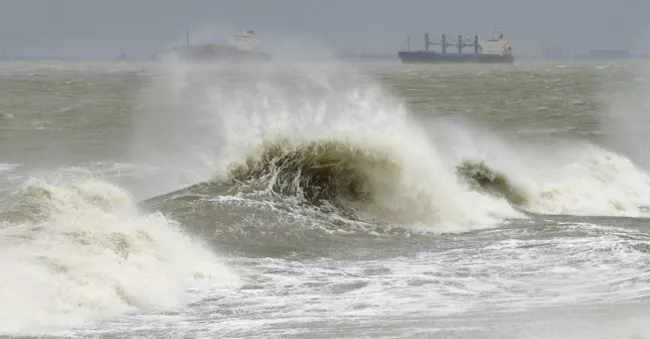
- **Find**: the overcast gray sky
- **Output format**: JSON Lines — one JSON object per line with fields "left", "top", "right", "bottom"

{"left": 0, "top": 0, "right": 648, "bottom": 58}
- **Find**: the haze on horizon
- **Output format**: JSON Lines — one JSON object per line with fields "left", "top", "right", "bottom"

{"left": 0, "top": 0, "right": 648, "bottom": 59}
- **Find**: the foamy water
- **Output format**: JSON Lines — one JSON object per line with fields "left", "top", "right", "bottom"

{"left": 1, "top": 59, "right": 650, "bottom": 339}
{"left": 431, "top": 121, "right": 650, "bottom": 217}
{"left": 0, "top": 178, "right": 237, "bottom": 335}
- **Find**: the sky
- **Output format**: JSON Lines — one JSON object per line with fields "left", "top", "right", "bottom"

{"left": 0, "top": 0, "right": 648, "bottom": 58}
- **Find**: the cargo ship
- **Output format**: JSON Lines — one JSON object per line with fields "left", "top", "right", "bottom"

{"left": 173, "top": 29, "right": 271, "bottom": 62}
{"left": 398, "top": 32, "right": 514, "bottom": 64}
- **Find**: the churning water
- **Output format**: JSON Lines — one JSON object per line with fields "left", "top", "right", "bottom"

{"left": 1, "top": 58, "right": 650, "bottom": 338}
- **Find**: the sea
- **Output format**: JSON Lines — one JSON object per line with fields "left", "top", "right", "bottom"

{"left": 1, "top": 57, "right": 650, "bottom": 339}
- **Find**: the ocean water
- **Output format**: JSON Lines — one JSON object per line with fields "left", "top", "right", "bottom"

{"left": 1, "top": 58, "right": 650, "bottom": 338}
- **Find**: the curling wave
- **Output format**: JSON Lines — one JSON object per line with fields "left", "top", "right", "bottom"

{"left": 128, "top": 64, "right": 525, "bottom": 231}
{"left": 215, "top": 135, "right": 523, "bottom": 230}
{"left": 455, "top": 160, "right": 528, "bottom": 207}
{"left": 228, "top": 139, "right": 395, "bottom": 204}
{"left": 453, "top": 144, "right": 650, "bottom": 217}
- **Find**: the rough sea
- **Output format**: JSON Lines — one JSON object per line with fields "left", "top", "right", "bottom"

{"left": 1, "top": 57, "right": 650, "bottom": 338}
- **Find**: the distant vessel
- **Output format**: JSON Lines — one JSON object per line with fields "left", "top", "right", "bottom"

{"left": 398, "top": 32, "right": 514, "bottom": 64}
{"left": 173, "top": 29, "right": 271, "bottom": 62}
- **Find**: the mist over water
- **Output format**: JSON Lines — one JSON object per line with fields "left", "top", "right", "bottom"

{"left": 1, "top": 56, "right": 650, "bottom": 338}
{"left": 132, "top": 59, "right": 528, "bottom": 231}
{"left": 598, "top": 62, "right": 650, "bottom": 168}
{"left": 135, "top": 58, "right": 650, "bottom": 224}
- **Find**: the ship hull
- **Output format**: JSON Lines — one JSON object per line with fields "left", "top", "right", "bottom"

{"left": 398, "top": 51, "right": 513, "bottom": 64}
{"left": 173, "top": 44, "right": 271, "bottom": 63}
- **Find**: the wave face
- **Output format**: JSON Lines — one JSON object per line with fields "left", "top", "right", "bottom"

{"left": 455, "top": 160, "right": 528, "bottom": 207}
{"left": 226, "top": 138, "right": 446, "bottom": 226}
{"left": 228, "top": 140, "right": 383, "bottom": 203}
{"left": 0, "top": 178, "right": 236, "bottom": 335}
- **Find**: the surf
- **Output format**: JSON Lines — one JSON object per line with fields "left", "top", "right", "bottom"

{"left": 450, "top": 137, "right": 650, "bottom": 218}
{"left": 0, "top": 177, "right": 236, "bottom": 335}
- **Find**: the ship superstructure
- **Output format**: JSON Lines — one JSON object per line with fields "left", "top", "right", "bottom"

{"left": 173, "top": 29, "right": 271, "bottom": 62}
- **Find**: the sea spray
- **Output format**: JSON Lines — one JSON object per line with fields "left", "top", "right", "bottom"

{"left": 135, "top": 63, "right": 522, "bottom": 230}
{"left": 429, "top": 119, "right": 650, "bottom": 217}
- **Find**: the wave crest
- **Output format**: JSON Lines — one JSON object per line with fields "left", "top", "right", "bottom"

{"left": 220, "top": 137, "right": 521, "bottom": 230}
{"left": 455, "top": 160, "right": 528, "bottom": 206}
{"left": 228, "top": 139, "right": 399, "bottom": 205}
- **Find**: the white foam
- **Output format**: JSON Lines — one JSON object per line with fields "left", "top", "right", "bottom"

{"left": 187, "top": 222, "right": 650, "bottom": 338}
{"left": 526, "top": 145, "right": 650, "bottom": 216}
{"left": 428, "top": 117, "right": 650, "bottom": 218}
{"left": 0, "top": 178, "right": 237, "bottom": 335}
{"left": 153, "top": 63, "right": 522, "bottom": 231}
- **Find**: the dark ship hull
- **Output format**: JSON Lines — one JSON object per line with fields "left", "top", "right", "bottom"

{"left": 173, "top": 44, "right": 271, "bottom": 63}
{"left": 398, "top": 51, "right": 514, "bottom": 64}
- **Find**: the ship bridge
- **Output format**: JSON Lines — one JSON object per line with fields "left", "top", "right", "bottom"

{"left": 479, "top": 33, "right": 513, "bottom": 56}
{"left": 228, "top": 30, "right": 261, "bottom": 51}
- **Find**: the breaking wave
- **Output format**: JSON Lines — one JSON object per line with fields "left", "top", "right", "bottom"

{"left": 227, "top": 139, "right": 396, "bottom": 215}
{"left": 455, "top": 160, "right": 528, "bottom": 207}
{"left": 132, "top": 63, "right": 522, "bottom": 231}
{"left": 135, "top": 62, "right": 650, "bottom": 233}
{"left": 220, "top": 136, "right": 650, "bottom": 225}
{"left": 218, "top": 137, "right": 523, "bottom": 230}
{"left": 0, "top": 178, "right": 236, "bottom": 335}
{"left": 452, "top": 144, "right": 650, "bottom": 217}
